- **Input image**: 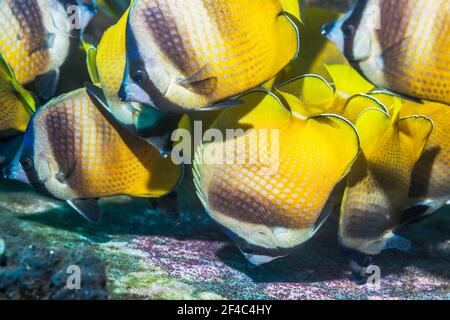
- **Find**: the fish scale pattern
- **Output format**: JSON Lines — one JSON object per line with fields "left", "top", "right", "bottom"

{"left": 0, "top": 0, "right": 50, "bottom": 84}
{"left": 377, "top": 0, "right": 450, "bottom": 104}
{"left": 196, "top": 111, "right": 359, "bottom": 233}
{"left": 0, "top": 68, "right": 32, "bottom": 134}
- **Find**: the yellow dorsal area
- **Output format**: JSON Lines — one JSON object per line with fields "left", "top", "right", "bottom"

{"left": 398, "top": 116, "right": 435, "bottom": 163}
{"left": 356, "top": 105, "right": 433, "bottom": 162}
{"left": 194, "top": 91, "right": 359, "bottom": 249}
{"left": 0, "top": 54, "right": 35, "bottom": 136}
{"left": 323, "top": 64, "right": 376, "bottom": 115}
{"left": 274, "top": 64, "right": 379, "bottom": 120}
{"left": 280, "top": 0, "right": 303, "bottom": 22}
{"left": 355, "top": 108, "right": 393, "bottom": 156}
{"left": 276, "top": 75, "right": 335, "bottom": 112}
{"left": 39, "top": 89, "right": 181, "bottom": 199}
{"left": 211, "top": 91, "right": 291, "bottom": 131}
{"left": 362, "top": 93, "right": 436, "bottom": 162}
{"left": 97, "top": 5, "right": 131, "bottom": 103}
{"left": 401, "top": 100, "right": 449, "bottom": 152}
{"left": 325, "top": 64, "right": 375, "bottom": 99}
{"left": 342, "top": 94, "right": 388, "bottom": 123}
{"left": 208, "top": 0, "right": 299, "bottom": 99}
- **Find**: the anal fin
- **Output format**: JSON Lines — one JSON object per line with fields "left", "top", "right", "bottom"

{"left": 380, "top": 232, "right": 411, "bottom": 252}
{"left": 35, "top": 69, "right": 60, "bottom": 99}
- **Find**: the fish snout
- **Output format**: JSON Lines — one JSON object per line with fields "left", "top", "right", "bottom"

{"left": 2, "top": 165, "right": 18, "bottom": 180}
{"left": 2, "top": 163, "right": 30, "bottom": 185}
{"left": 119, "top": 80, "right": 154, "bottom": 106}
{"left": 321, "top": 22, "right": 335, "bottom": 37}
{"left": 118, "top": 83, "right": 128, "bottom": 102}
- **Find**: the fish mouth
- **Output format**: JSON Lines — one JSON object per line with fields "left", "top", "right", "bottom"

{"left": 2, "top": 165, "right": 29, "bottom": 185}
{"left": 119, "top": 81, "right": 149, "bottom": 104}
{"left": 321, "top": 22, "right": 334, "bottom": 37}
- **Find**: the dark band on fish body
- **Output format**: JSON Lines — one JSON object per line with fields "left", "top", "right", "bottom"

{"left": 10, "top": 0, "right": 51, "bottom": 55}
{"left": 207, "top": 184, "right": 315, "bottom": 229}
{"left": 342, "top": 0, "right": 368, "bottom": 62}
{"left": 342, "top": 208, "right": 395, "bottom": 239}
{"left": 125, "top": 14, "right": 166, "bottom": 109}
{"left": 143, "top": 5, "right": 194, "bottom": 75}
{"left": 19, "top": 117, "right": 53, "bottom": 197}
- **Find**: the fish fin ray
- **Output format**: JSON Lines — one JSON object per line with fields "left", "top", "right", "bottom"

{"left": 200, "top": 99, "right": 243, "bottom": 111}
{"left": 67, "top": 199, "right": 102, "bottom": 223}
{"left": 380, "top": 232, "right": 411, "bottom": 252}
{"left": 178, "top": 65, "right": 218, "bottom": 95}
{"left": 280, "top": 0, "right": 304, "bottom": 24}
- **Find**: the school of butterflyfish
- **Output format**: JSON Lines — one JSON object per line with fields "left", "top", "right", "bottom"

{"left": 0, "top": 0, "right": 448, "bottom": 273}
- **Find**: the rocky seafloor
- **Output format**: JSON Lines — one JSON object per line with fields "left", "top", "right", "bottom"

{"left": 0, "top": 174, "right": 448, "bottom": 300}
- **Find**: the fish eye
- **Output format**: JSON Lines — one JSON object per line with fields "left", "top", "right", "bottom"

{"left": 342, "top": 25, "right": 356, "bottom": 39}
{"left": 131, "top": 69, "right": 148, "bottom": 85}
{"left": 20, "top": 157, "right": 34, "bottom": 172}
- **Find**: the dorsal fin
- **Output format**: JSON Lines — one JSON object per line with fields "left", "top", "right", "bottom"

{"left": 398, "top": 115, "right": 434, "bottom": 162}
{"left": 325, "top": 64, "right": 375, "bottom": 98}
{"left": 355, "top": 108, "right": 391, "bottom": 156}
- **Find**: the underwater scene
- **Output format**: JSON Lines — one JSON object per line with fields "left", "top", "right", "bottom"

{"left": 0, "top": 0, "right": 448, "bottom": 301}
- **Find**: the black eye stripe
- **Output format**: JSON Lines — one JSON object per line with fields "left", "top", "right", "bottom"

{"left": 131, "top": 69, "right": 148, "bottom": 84}
{"left": 343, "top": 0, "right": 369, "bottom": 62}
{"left": 20, "top": 158, "right": 34, "bottom": 171}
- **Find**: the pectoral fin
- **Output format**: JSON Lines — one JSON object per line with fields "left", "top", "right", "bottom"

{"left": 67, "top": 199, "right": 102, "bottom": 223}
{"left": 0, "top": 52, "right": 36, "bottom": 113}
{"left": 177, "top": 66, "right": 218, "bottom": 95}
{"left": 82, "top": 38, "right": 101, "bottom": 85}
{"left": 200, "top": 98, "right": 243, "bottom": 111}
